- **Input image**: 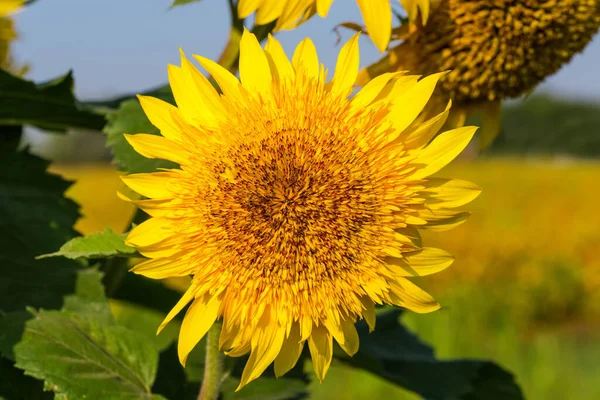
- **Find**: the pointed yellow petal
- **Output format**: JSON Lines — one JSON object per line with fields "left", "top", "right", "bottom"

{"left": 193, "top": 55, "right": 243, "bottom": 102}
{"left": 478, "top": 101, "right": 502, "bottom": 151}
{"left": 418, "top": 209, "right": 470, "bottom": 231}
{"left": 360, "top": 297, "right": 376, "bottom": 332}
{"left": 237, "top": 0, "right": 262, "bottom": 19}
{"left": 389, "top": 278, "right": 440, "bottom": 313}
{"left": 265, "top": 34, "right": 295, "bottom": 82}
{"left": 292, "top": 38, "right": 319, "bottom": 80}
{"left": 121, "top": 172, "right": 176, "bottom": 199}
{"left": 178, "top": 294, "right": 221, "bottom": 366}
{"left": 238, "top": 325, "right": 286, "bottom": 389}
{"left": 130, "top": 256, "right": 194, "bottom": 279}
{"left": 357, "top": 0, "right": 392, "bottom": 52}
{"left": 331, "top": 34, "right": 360, "bottom": 96}
{"left": 274, "top": 323, "right": 304, "bottom": 377}
{"left": 239, "top": 29, "right": 272, "bottom": 93}
{"left": 255, "top": 0, "right": 286, "bottom": 25}
{"left": 352, "top": 72, "right": 400, "bottom": 110}
{"left": 411, "top": 126, "right": 477, "bottom": 180}
{"left": 398, "top": 100, "right": 452, "bottom": 150}
{"left": 125, "top": 217, "right": 170, "bottom": 247}
{"left": 400, "top": 0, "right": 431, "bottom": 25}
{"left": 387, "top": 72, "right": 445, "bottom": 136}
{"left": 137, "top": 95, "right": 183, "bottom": 142}
{"left": 421, "top": 178, "right": 482, "bottom": 209}
{"left": 124, "top": 134, "right": 187, "bottom": 165}
{"left": 157, "top": 285, "right": 196, "bottom": 334}
{"left": 276, "top": 0, "right": 312, "bottom": 30}
{"left": 180, "top": 50, "right": 227, "bottom": 120}
{"left": 338, "top": 319, "right": 359, "bottom": 356}
{"left": 386, "top": 247, "right": 454, "bottom": 277}
{"left": 316, "top": 0, "right": 334, "bottom": 17}
{"left": 308, "top": 324, "right": 332, "bottom": 382}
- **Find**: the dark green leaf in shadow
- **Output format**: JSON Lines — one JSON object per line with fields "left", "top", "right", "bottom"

{"left": 152, "top": 343, "right": 200, "bottom": 400}
{"left": 0, "top": 69, "right": 105, "bottom": 131}
{"left": 0, "top": 148, "right": 82, "bottom": 359}
{"left": 336, "top": 310, "right": 524, "bottom": 400}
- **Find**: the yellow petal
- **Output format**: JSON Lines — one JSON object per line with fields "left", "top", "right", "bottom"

{"left": 137, "top": 95, "right": 183, "bottom": 142}
{"left": 308, "top": 324, "right": 332, "bottom": 382}
{"left": 386, "top": 247, "right": 454, "bottom": 277}
{"left": 387, "top": 72, "right": 445, "bottom": 136}
{"left": 418, "top": 209, "right": 470, "bottom": 231}
{"left": 420, "top": 178, "right": 482, "bottom": 209}
{"left": 265, "top": 34, "right": 295, "bottom": 82}
{"left": 276, "top": 0, "right": 313, "bottom": 30}
{"left": 410, "top": 126, "right": 478, "bottom": 180}
{"left": 274, "top": 323, "right": 304, "bottom": 377}
{"left": 478, "top": 101, "right": 502, "bottom": 151}
{"left": 179, "top": 50, "right": 227, "bottom": 120}
{"left": 352, "top": 72, "right": 400, "bottom": 110}
{"left": 292, "top": 38, "right": 319, "bottom": 80}
{"left": 238, "top": 324, "right": 286, "bottom": 389}
{"left": 389, "top": 278, "right": 440, "bottom": 313}
{"left": 237, "top": 0, "right": 262, "bottom": 19}
{"left": 178, "top": 294, "right": 222, "bottom": 366}
{"left": 331, "top": 34, "right": 360, "bottom": 96}
{"left": 316, "top": 0, "right": 334, "bottom": 16}
{"left": 397, "top": 100, "right": 452, "bottom": 150}
{"left": 157, "top": 285, "right": 196, "bottom": 334}
{"left": 124, "top": 134, "right": 187, "bottom": 165}
{"left": 360, "top": 297, "right": 376, "bottom": 332}
{"left": 0, "top": 0, "right": 23, "bottom": 16}
{"left": 193, "top": 54, "right": 243, "bottom": 102}
{"left": 357, "top": 0, "right": 392, "bottom": 52}
{"left": 239, "top": 29, "right": 272, "bottom": 93}
{"left": 121, "top": 172, "right": 176, "bottom": 199}
{"left": 338, "top": 319, "right": 359, "bottom": 356}
{"left": 255, "top": 0, "right": 286, "bottom": 25}
{"left": 125, "top": 217, "right": 171, "bottom": 247}
{"left": 130, "top": 256, "right": 194, "bottom": 279}
{"left": 400, "top": 0, "right": 431, "bottom": 25}
{"left": 117, "top": 192, "right": 171, "bottom": 217}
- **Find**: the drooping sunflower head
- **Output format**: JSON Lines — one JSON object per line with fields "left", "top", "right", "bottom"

{"left": 362, "top": 0, "right": 600, "bottom": 148}
{"left": 121, "top": 30, "right": 480, "bottom": 389}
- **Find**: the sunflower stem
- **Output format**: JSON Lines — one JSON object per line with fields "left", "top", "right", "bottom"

{"left": 197, "top": 321, "right": 224, "bottom": 400}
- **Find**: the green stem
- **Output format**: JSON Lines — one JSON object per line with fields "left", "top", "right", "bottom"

{"left": 197, "top": 322, "right": 224, "bottom": 400}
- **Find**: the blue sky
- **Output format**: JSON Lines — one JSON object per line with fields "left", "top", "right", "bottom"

{"left": 12, "top": 0, "right": 600, "bottom": 101}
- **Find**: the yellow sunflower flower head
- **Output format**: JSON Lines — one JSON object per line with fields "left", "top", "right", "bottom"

{"left": 121, "top": 30, "right": 480, "bottom": 389}
{"left": 237, "top": 0, "right": 434, "bottom": 53}
{"left": 361, "top": 0, "right": 600, "bottom": 149}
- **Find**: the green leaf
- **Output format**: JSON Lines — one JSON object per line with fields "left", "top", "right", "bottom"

{"left": 103, "top": 99, "right": 178, "bottom": 173}
{"left": 111, "top": 300, "right": 179, "bottom": 352}
{"left": 14, "top": 310, "right": 163, "bottom": 400}
{"left": 0, "top": 148, "right": 82, "bottom": 354}
{"left": 171, "top": 0, "right": 202, "bottom": 6}
{"left": 336, "top": 310, "right": 524, "bottom": 400}
{"left": 62, "top": 268, "right": 114, "bottom": 324}
{"left": 38, "top": 228, "right": 138, "bottom": 260}
{"left": 152, "top": 344, "right": 200, "bottom": 400}
{"left": 0, "top": 69, "right": 106, "bottom": 131}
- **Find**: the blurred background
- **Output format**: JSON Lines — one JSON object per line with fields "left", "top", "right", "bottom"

{"left": 11, "top": 1, "right": 600, "bottom": 399}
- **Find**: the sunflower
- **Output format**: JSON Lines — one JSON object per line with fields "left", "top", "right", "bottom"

{"left": 360, "top": 0, "right": 600, "bottom": 149}
{"left": 237, "top": 0, "right": 430, "bottom": 52}
{"left": 121, "top": 30, "right": 479, "bottom": 389}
